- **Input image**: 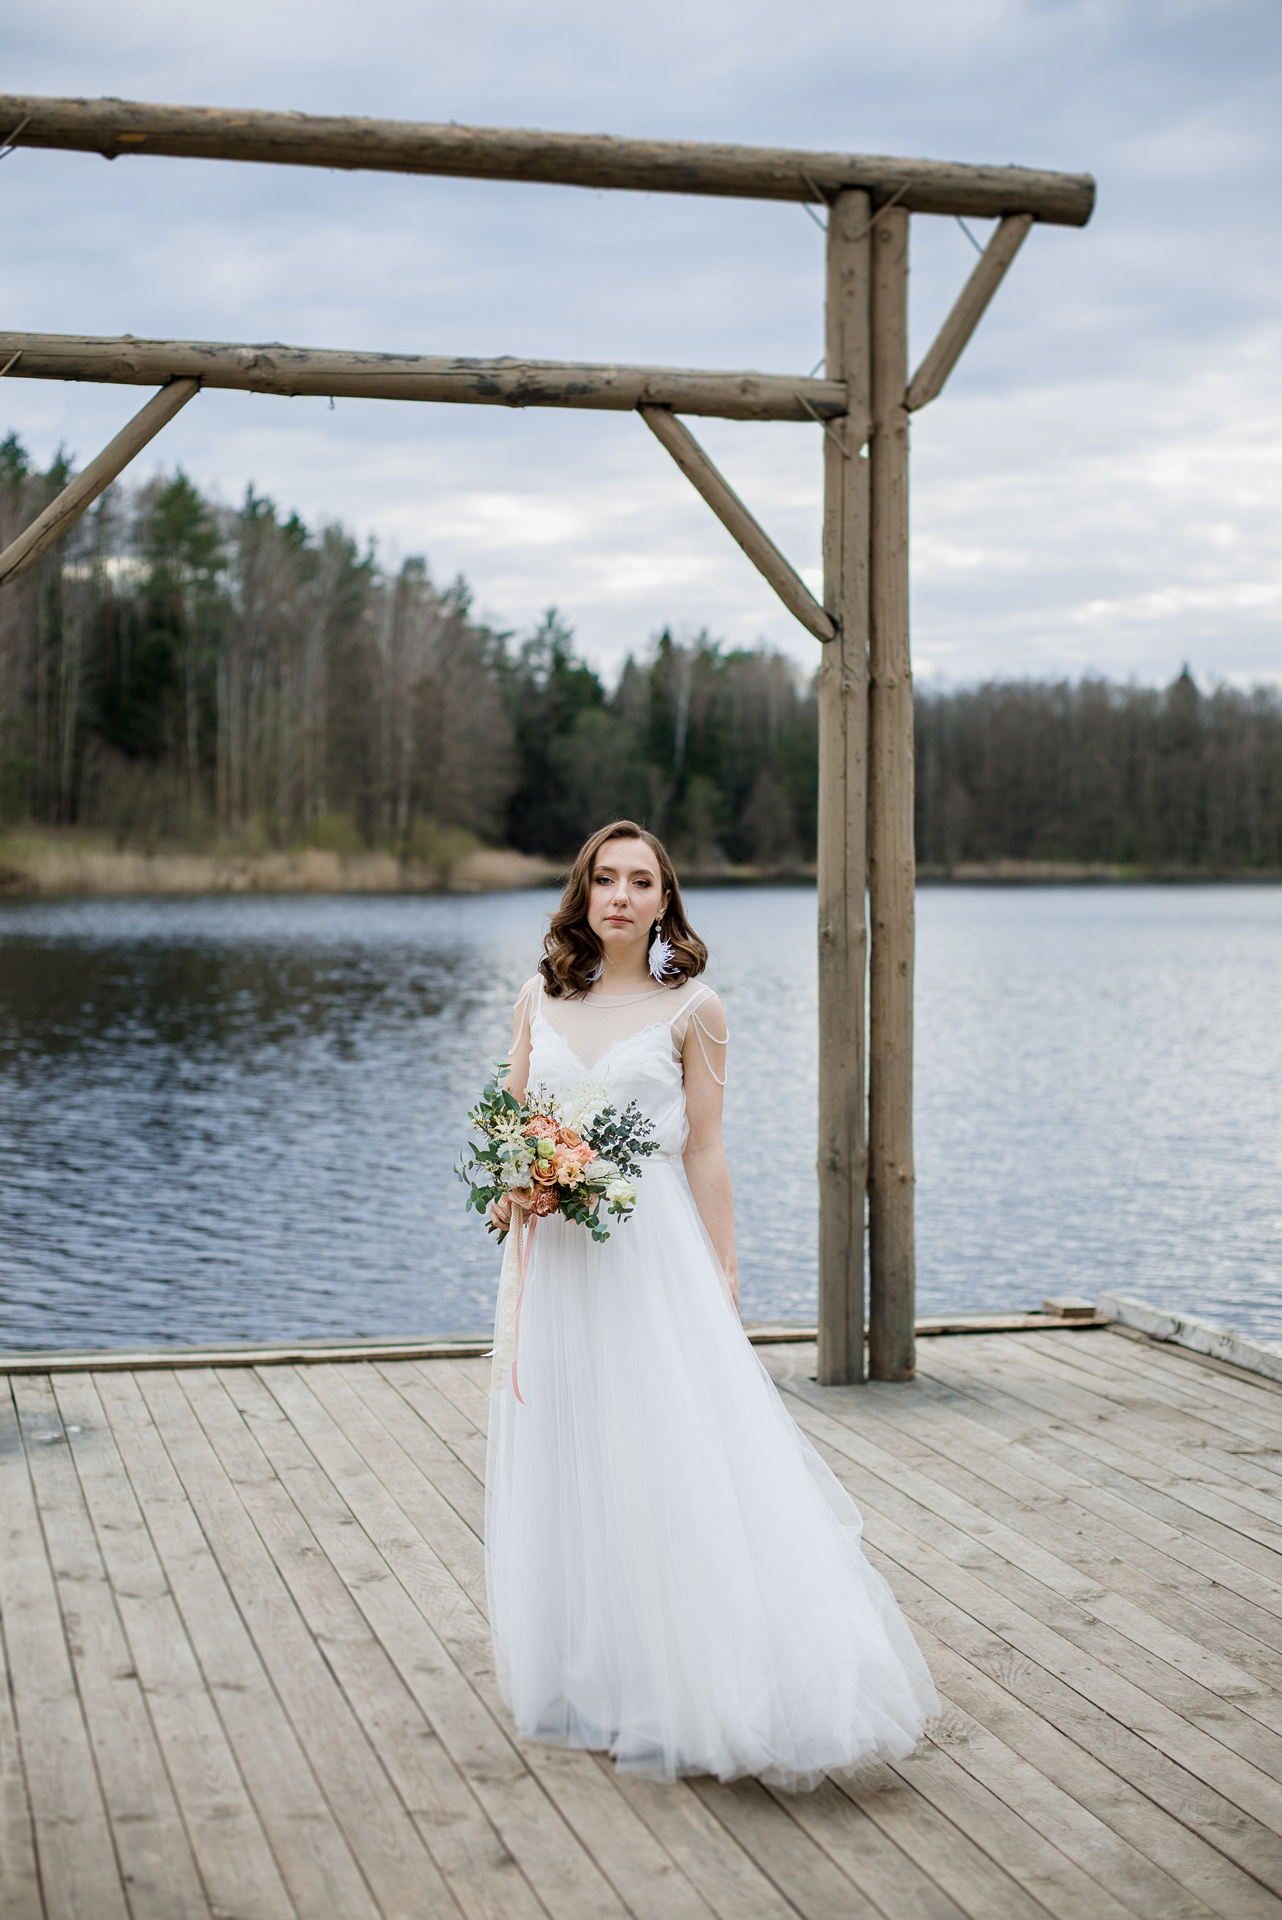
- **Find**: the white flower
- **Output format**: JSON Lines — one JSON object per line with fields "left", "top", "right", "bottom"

{"left": 498, "top": 1144, "right": 533, "bottom": 1188}
{"left": 604, "top": 1176, "right": 636, "bottom": 1208}
{"left": 526, "top": 1082, "right": 564, "bottom": 1122}
{"left": 562, "top": 1080, "right": 608, "bottom": 1131}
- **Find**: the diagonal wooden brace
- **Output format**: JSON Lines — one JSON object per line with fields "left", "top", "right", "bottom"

{"left": 0, "top": 376, "right": 200, "bottom": 586}
{"left": 904, "top": 213, "right": 1033, "bottom": 412}
{"left": 639, "top": 404, "right": 835, "bottom": 643}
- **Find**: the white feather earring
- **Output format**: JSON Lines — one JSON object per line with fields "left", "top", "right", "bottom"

{"left": 648, "top": 925, "right": 675, "bottom": 982}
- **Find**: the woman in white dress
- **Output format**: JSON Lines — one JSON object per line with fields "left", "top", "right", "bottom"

{"left": 486, "top": 819, "right": 938, "bottom": 1789}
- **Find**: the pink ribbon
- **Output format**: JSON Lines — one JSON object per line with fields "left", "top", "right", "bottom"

{"left": 510, "top": 1207, "right": 537, "bottom": 1405}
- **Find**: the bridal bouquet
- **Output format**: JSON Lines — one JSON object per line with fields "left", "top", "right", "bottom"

{"left": 459, "top": 1061, "right": 658, "bottom": 1245}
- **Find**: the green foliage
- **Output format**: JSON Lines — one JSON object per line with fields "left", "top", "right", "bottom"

{"left": 10, "top": 435, "right": 1280, "bottom": 876}
{"left": 403, "top": 817, "right": 480, "bottom": 871}
{"left": 93, "top": 473, "right": 224, "bottom": 764}
{"left": 306, "top": 811, "right": 364, "bottom": 854}
{"left": 1, "top": 431, "right": 30, "bottom": 484}
{"left": 500, "top": 618, "right": 818, "bottom": 865}
{"left": 502, "top": 609, "right": 609, "bottom": 854}
{"left": 458, "top": 1061, "right": 657, "bottom": 1244}
{"left": 915, "top": 671, "right": 1282, "bottom": 871}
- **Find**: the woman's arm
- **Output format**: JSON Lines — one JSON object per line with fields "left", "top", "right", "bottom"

{"left": 681, "top": 994, "right": 737, "bottom": 1309}
{"left": 504, "top": 985, "right": 533, "bottom": 1102}
{"left": 489, "top": 983, "right": 535, "bottom": 1231}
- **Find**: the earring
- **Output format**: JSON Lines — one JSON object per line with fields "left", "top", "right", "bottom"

{"left": 648, "top": 923, "right": 675, "bottom": 983}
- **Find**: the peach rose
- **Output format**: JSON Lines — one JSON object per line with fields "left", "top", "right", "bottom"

{"left": 530, "top": 1160, "right": 559, "bottom": 1187}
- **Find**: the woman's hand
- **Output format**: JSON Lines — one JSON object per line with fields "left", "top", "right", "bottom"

{"left": 488, "top": 1195, "right": 512, "bottom": 1232}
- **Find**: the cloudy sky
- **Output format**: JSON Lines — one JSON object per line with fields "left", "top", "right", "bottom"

{"left": 3, "top": 0, "right": 1280, "bottom": 687}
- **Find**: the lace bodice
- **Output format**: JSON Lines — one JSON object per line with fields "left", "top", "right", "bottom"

{"left": 514, "top": 975, "right": 726, "bottom": 1160}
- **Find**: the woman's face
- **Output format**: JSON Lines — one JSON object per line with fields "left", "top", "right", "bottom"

{"left": 586, "top": 838, "right": 669, "bottom": 958}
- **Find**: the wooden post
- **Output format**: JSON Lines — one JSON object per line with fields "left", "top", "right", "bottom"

{"left": 868, "top": 204, "right": 916, "bottom": 1381}
{"left": 816, "top": 189, "right": 872, "bottom": 1386}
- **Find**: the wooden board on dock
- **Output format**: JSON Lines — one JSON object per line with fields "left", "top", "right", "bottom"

{"left": 3, "top": 1324, "right": 1281, "bottom": 1919}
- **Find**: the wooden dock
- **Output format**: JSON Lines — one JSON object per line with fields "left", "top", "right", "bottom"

{"left": 3, "top": 1324, "right": 1282, "bottom": 1920}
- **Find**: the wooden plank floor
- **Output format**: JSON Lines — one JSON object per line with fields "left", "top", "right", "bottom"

{"left": 3, "top": 1325, "right": 1282, "bottom": 1920}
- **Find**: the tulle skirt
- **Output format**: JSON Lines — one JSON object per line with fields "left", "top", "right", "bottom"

{"left": 484, "top": 1160, "right": 939, "bottom": 1789}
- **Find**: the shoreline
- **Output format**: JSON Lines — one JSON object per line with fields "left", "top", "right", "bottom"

{"left": 0, "top": 830, "right": 559, "bottom": 898}
{"left": 1, "top": 831, "right": 1280, "bottom": 898}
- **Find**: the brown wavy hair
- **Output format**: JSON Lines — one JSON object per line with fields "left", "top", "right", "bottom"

{"left": 540, "top": 821, "right": 708, "bottom": 998}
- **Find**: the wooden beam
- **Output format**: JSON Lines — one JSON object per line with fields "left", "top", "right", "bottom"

{"left": 905, "top": 213, "right": 1034, "bottom": 412}
{"left": 816, "top": 190, "right": 872, "bottom": 1387}
{"left": 638, "top": 406, "right": 833, "bottom": 643}
{"left": 0, "top": 94, "right": 1097, "bottom": 225}
{"left": 868, "top": 204, "right": 916, "bottom": 1383}
{"left": 0, "top": 332, "right": 845, "bottom": 425}
{"left": 0, "top": 1313, "right": 1107, "bottom": 1373}
{"left": 0, "top": 378, "right": 199, "bottom": 587}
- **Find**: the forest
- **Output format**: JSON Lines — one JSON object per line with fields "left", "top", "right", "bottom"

{"left": 3, "top": 435, "right": 1281, "bottom": 874}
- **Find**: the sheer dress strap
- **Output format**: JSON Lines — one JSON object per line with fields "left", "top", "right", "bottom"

{"left": 512, "top": 974, "right": 541, "bottom": 1047}
{"left": 672, "top": 984, "right": 728, "bottom": 1088}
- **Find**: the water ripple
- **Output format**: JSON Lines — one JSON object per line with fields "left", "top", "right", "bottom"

{"left": 0, "top": 887, "right": 1279, "bottom": 1349}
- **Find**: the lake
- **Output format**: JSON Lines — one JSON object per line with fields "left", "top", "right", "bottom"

{"left": 1, "top": 885, "right": 1279, "bottom": 1351}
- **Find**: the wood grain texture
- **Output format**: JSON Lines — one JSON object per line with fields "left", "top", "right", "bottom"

{"left": 0, "top": 1382, "right": 130, "bottom": 1920}
{"left": 765, "top": 1337, "right": 1282, "bottom": 1912}
{"left": 92, "top": 1368, "right": 382, "bottom": 1919}
{"left": 4, "top": 1328, "right": 1281, "bottom": 1919}
{"left": 779, "top": 1392, "right": 1282, "bottom": 1821}
{"left": 11, "top": 1376, "right": 208, "bottom": 1920}
{"left": 0, "top": 1470, "right": 43, "bottom": 1920}
{"left": 867, "top": 203, "right": 917, "bottom": 1381}
{"left": 251, "top": 1364, "right": 641, "bottom": 1920}
{"left": 815, "top": 188, "right": 872, "bottom": 1387}
{"left": 50, "top": 1372, "right": 298, "bottom": 1920}
{"left": 0, "top": 331, "right": 846, "bottom": 422}
{"left": 132, "top": 1366, "right": 458, "bottom": 1919}
{"left": 0, "top": 93, "right": 1097, "bottom": 222}
{"left": 181, "top": 1367, "right": 536, "bottom": 1920}
{"left": 0, "top": 1315, "right": 1111, "bottom": 1375}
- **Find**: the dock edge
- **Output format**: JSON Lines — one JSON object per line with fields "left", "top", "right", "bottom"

{"left": 1098, "top": 1291, "right": 1282, "bottom": 1386}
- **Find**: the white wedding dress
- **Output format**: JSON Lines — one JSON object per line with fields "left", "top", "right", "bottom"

{"left": 485, "top": 974, "right": 939, "bottom": 1789}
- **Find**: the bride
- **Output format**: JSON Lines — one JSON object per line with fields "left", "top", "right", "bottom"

{"left": 485, "top": 819, "right": 938, "bottom": 1789}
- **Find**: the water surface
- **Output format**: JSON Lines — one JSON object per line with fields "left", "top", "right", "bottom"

{"left": 0, "top": 886, "right": 1278, "bottom": 1349}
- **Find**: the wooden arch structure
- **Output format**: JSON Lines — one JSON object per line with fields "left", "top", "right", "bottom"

{"left": 0, "top": 95, "right": 1094, "bottom": 1384}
